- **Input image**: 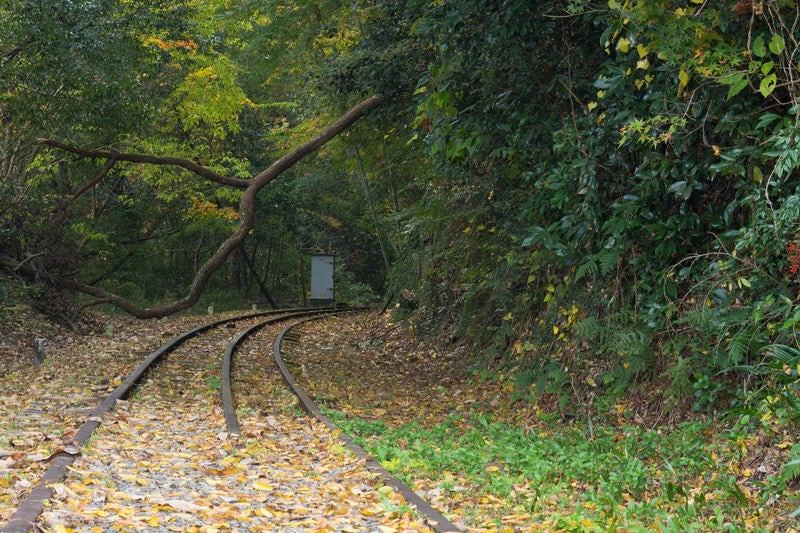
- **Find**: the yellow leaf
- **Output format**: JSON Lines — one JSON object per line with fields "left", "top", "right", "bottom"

{"left": 679, "top": 68, "right": 690, "bottom": 89}
{"left": 119, "top": 474, "right": 149, "bottom": 486}
{"left": 637, "top": 43, "right": 648, "bottom": 58}
{"left": 617, "top": 37, "right": 631, "bottom": 54}
{"left": 553, "top": 325, "right": 559, "bottom": 335}
{"left": 147, "top": 516, "right": 159, "bottom": 527}
{"left": 636, "top": 58, "right": 650, "bottom": 70}
{"left": 587, "top": 101, "right": 598, "bottom": 111}
{"left": 252, "top": 479, "right": 274, "bottom": 491}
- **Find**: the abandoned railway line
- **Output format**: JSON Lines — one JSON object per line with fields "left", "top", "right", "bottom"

{"left": 2, "top": 308, "right": 458, "bottom": 533}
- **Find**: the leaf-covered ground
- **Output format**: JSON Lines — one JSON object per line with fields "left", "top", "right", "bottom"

{"left": 2, "top": 305, "right": 799, "bottom": 532}
{"left": 0, "top": 307, "right": 429, "bottom": 532}
{"left": 285, "top": 312, "right": 800, "bottom": 532}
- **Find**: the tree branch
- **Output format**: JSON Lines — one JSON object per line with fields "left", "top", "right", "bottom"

{"left": 70, "top": 157, "right": 117, "bottom": 200}
{"left": 36, "top": 94, "right": 388, "bottom": 318}
{"left": 37, "top": 138, "right": 251, "bottom": 188}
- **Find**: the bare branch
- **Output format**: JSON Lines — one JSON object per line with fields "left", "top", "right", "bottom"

{"left": 38, "top": 138, "right": 251, "bottom": 188}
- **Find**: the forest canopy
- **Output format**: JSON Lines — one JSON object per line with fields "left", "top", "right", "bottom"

{"left": 3, "top": 0, "right": 800, "bottom": 419}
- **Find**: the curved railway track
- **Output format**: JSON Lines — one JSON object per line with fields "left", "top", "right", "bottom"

{"left": 3, "top": 308, "right": 460, "bottom": 533}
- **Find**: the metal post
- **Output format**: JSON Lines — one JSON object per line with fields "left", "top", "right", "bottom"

{"left": 33, "top": 338, "right": 46, "bottom": 366}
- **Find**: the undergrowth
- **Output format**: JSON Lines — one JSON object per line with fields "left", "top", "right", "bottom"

{"left": 327, "top": 409, "right": 798, "bottom": 531}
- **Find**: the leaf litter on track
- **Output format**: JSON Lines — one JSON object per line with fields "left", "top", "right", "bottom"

{"left": 34, "top": 317, "right": 432, "bottom": 532}
{"left": 7, "top": 307, "right": 797, "bottom": 531}
{"left": 1, "top": 309, "right": 204, "bottom": 526}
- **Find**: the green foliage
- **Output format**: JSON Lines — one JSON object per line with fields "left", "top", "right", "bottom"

{"left": 354, "top": 0, "right": 800, "bottom": 422}
{"left": 329, "top": 408, "right": 779, "bottom": 529}
{"left": 4, "top": 0, "right": 800, "bottom": 429}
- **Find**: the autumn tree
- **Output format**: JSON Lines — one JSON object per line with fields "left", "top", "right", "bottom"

{"left": 0, "top": 0, "right": 388, "bottom": 318}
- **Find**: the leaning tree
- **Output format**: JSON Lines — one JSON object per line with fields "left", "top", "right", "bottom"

{"left": 0, "top": 95, "right": 385, "bottom": 318}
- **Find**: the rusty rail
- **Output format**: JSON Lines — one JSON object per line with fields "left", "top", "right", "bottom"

{"left": 272, "top": 317, "right": 463, "bottom": 533}
{"left": 2, "top": 307, "right": 338, "bottom": 533}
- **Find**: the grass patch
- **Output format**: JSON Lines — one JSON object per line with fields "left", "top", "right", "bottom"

{"left": 326, "top": 409, "right": 794, "bottom": 531}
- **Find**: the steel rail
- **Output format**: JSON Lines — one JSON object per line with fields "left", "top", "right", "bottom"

{"left": 272, "top": 317, "right": 464, "bottom": 533}
{"left": 220, "top": 307, "right": 355, "bottom": 436}
{"left": 2, "top": 307, "right": 336, "bottom": 533}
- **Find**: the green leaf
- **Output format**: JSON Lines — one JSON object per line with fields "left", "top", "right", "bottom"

{"left": 719, "top": 73, "right": 748, "bottom": 100}
{"left": 753, "top": 165, "right": 763, "bottom": 183}
{"left": 667, "top": 180, "right": 692, "bottom": 200}
{"left": 769, "top": 34, "right": 786, "bottom": 55}
{"left": 755, "top": 113, "right": 781, "bottom": 130}
{"left": 752, "top": 35, "right": 766, "bottom": 58}
{"left": 759, "top": 73, "right": 777, "bottom": 97}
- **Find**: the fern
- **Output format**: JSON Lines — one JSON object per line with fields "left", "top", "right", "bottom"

{"left": 596, "top": 248, "right": 619, "bottom": 276}
{"left": 781, "top": 458, "right": 800, "bottom": 483}
{"left": 780, "top": 444, "right": 800, "bottom": 483}
{"left": 572, "top": 315, "right": 604, "bottom": 343}
{"left": 574, "top": 257, "right": 598, "bottom": 282}
{"left": 725, "top": 330, "right": 750, "bottom": 367}
{"left": 574, "top": 248, "right": 619, "bottom": 282}
{"left": 763, "top": 343, "right": 800, "bottom": 368}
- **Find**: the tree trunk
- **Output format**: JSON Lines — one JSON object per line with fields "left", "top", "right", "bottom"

{"left": 21, "top": 94, "right": 387, "bottom": 318}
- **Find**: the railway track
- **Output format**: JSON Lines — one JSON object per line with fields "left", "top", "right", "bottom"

{"left": 2, "top": 308, "right": 459, "bottom": 532}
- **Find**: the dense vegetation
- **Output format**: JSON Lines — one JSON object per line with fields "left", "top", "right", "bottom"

{"left": 2, "top": 0, "right": 800, "bottom": 438}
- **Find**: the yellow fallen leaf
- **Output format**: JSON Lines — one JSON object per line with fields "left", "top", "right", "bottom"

{"left": 119, "top": 474, "right": 149, "bottom": 486}
{"left": 361, "top": 506, "right": 384, "bottom": 517}
{"left": 252, "top": 479, "right": 274, "bottom": 491}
